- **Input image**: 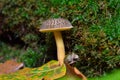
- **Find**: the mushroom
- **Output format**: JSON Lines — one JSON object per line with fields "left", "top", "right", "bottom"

{"left": 39, "top": 18, "right": 73, "bottom": 65}
{"left": 65, "top": 52, "right": 79, "bottom": 65}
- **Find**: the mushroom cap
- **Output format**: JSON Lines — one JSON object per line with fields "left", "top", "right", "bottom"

{"left": 39, "top": 18, "right": 73, "bottom": 32}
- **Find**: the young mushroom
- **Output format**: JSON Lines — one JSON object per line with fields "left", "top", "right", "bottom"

{"left": 64, "top": 52, "right": 79, "bottom": 65}
{"left": 39, "top": 18, "right": 73, "bottom": 66}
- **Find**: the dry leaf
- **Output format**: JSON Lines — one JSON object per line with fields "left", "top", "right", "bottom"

{"left": 65, "top": 63, "right": 87, "bottom": 80}
{"left": 0, "top": 59, "right": 24, "bottom": 75}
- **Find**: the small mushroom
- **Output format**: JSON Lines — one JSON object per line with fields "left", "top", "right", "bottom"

{"left": 39, "top": 18, "right": 73, "bottom": 65}
{"left": 65, "top": 52, "right": 79, "bottom": 65}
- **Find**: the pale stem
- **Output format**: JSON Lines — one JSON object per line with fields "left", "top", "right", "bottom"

{"left": 54, "top": 31, "right": 65, "bottom": 66}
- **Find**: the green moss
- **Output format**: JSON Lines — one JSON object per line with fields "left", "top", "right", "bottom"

{"left": 89, "top": 69, "right": 120, "bottom": 80}
{"left": 0, "top": 0, "right": 120, "bottom": 77}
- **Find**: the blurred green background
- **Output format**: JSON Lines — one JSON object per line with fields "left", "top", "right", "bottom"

{"left": 0, "top": 0, "right": 120, "bottom": 77}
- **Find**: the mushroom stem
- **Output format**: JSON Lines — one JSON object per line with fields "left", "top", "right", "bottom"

{"left": 54, "top": 31, "right": 65, "bottom": 66}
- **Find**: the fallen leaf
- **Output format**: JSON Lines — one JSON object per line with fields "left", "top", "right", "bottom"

{"left": 28, "top": 60, "right": 66, "bottom": 80}
{"left": 73, "top": 67, "right": 87, "bottom": 80}
{"left": 0, "top": 60, "right": 66, "bottom": 80}
{"left": 57, "top": 63, "right": 87, "bottom": 80}
{"left": 0, "top": 59, "right": 24, "bottom": 75}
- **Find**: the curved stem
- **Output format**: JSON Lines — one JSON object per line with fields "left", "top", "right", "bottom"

{"left": 54, "top": 31, "right": 65, "bottom": 66}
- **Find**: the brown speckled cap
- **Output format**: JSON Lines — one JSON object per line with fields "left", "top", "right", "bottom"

{"left": 39, "top": 18, "right": 73, "bottom": 32}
